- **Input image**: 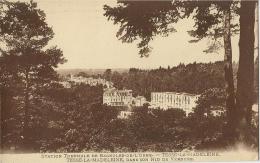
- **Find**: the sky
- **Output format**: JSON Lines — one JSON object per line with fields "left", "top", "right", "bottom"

{"left": 23, "top": 0, "right": 242, "bottom": 69}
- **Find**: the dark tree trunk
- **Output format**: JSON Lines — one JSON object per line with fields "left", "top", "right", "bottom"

{"left": 0, "top": 87, "right": 3, "bottom": 151}
{"left": 0, "top": 86, "right": 13, "bottom": 151}
{"left": 222, "top": 2, "right": 236, "bottom": 142}
{"left": 23, "top": 69, "right": 30, "bottom": 150}
{"left": 236, "top": 1, "right": 256, "bottom": 143}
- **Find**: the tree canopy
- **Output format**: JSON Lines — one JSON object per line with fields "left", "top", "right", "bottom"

{"left": 104, "top": 1, "right": 239, "bottom": 56}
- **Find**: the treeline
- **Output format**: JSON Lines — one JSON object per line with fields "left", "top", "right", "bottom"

{"left": 99, "top": 61, "right": 258, "bottom": 102}
{"left": 102, "top": 62, "right": 225, "bottom": 99}
{"left": 77, "top": 60, "right": 258, "bottom": 102}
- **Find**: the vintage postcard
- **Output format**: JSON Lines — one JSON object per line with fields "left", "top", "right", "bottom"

{"left": 0, "top": 0, "right": 259, "bottom": 162}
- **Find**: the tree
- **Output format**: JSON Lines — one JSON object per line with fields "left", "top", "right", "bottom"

{"left": 104, "top": 1, "right": 180, "bottom": 57}
{"left": 236, "top": 1, "right": 257, "bottom": 143}
{"left": 221, "top": 1, "right": 236, "bottom": 140}
{"left": 0, "top": 1, "right": 66, "bottom": 150}
{"left": 253, "top": 55, "right": 259, "bottom": 103}
{"left": 103, "top": 69, "right": 112, "bottom": 81}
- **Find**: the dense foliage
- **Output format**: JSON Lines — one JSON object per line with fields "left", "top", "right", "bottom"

{"left": 102, "top": 62, "right": 225, "bottom": 100}
{"left": 1, "top": 83, "right": 230, "bottom": 152}
{"left": 2, "top": 61, "right": 258, "bottom": 152}
{"left": 0, "top": 1, "right": 66, "bottom": 151}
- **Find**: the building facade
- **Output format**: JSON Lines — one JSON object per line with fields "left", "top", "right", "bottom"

{"left": 133, "top": 96, "right": 147, "bottom": 107}
{"left": 103, "top": 89, "right": 147, "bottom": 119}
{"left": 69, "top": 75, "right": 114, "bottom": 88}
{"left": 118, "top": 111, "right": 133, "bottom": 119}
{"left": 103, "top": 89, "right": 133, "bottom": 107}
{"left": 150, "top": 92, "right": 199, "bottom": 114}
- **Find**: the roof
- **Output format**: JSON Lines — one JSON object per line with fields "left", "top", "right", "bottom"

{"left": 104, "top": 88, "right": 132, "bottom": 94}
{"left": 151, "top": 92, "right": 198, "bottom": 96}
{"left": 135, "top": 96, "right": 146, "bottom": 99}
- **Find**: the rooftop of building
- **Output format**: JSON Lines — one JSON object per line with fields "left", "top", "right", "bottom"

{"left": 104, "top": 88, "right": 133, "bottom": 94}
{"left": 135, "top": 96, "right": 146, "bottom": 99}
{"left": 151, "top": 92, "right": 198, "bottom": 96}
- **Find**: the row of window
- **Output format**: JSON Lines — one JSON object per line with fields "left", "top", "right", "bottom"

{"left": 152, "top": 102, "right": 191, "bottom": 107}
{"left": 103, "top": 97, "right": 132, "bottom": 102}
{"left": 152, "top": 94, "right": 192, "bottom": 105}
{"left": 104, "top": 93, "right": 132, "bottom": 96}
{"left": 105, "top": 102, "right": 125, "bottom": 106}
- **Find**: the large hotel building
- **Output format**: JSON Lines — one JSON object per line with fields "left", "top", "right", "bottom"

{"left": 103, "top": 89, "right": 147, "bottom": 118}
{"left": 150, "top": 92, "right": 199, "bottom": 114}
{"left": 103, "top": 89, "right": 134, "bottom": 107}
{"left": 103, "top": 89, "right": 147, "bottom": 107}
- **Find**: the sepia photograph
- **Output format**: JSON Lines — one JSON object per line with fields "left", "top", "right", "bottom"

{"left": 0, "top": 0, "right": 259, "bottom": 162}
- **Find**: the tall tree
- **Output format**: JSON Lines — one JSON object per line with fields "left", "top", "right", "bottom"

{"left": 236, "top": 1, "right": 256, "bottom": 143}
{"left": 222, "top": 1, "right": 236, "bottom": 140}
{"left": 0, "top": 1, "right": 66, "bottom": 150}
{"left": 103, "top": 69, "right": 112, "bottom": 81}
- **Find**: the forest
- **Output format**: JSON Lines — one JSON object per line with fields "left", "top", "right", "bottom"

{"left": 1, "top": 60, "right": 258, "bottom": 152}
{"left": 79, "top": 60, "right": 258, "bottom": 103}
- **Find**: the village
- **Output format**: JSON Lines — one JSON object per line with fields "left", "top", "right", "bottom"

{"left": 62, "top": 75, "right": 201, "bottom": 118}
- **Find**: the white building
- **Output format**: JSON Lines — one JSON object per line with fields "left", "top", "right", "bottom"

{"left": 133, "top": 96, "right": 147, "bottom": 107}
{"left": 103, "top": 89, "right": 147, "bottom": 119}
{"left": 69, "top": 75, "right": 114, "bottom": 88}
{"left": 103, "top": 89, "right": 133, "bottom": 107}
{"left": 150, "top": 92, "right": 199, "bottom": 114}
{"left": 252, "top": 104, "right": 259, "bottom": 127}
{"left": 118, "top": 111, "right": 133, "bottom": 119}
{"left": 59, "top": 81, "right": 71, "bottom": 88}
